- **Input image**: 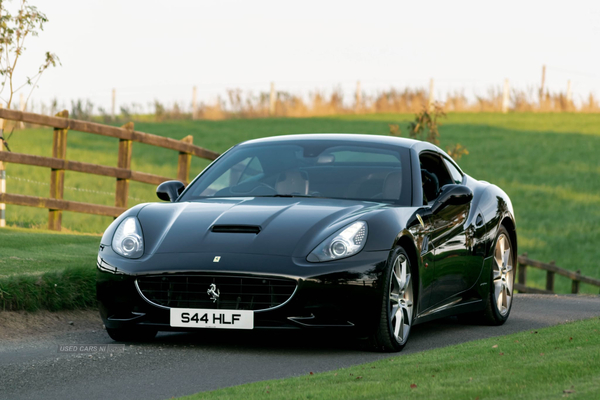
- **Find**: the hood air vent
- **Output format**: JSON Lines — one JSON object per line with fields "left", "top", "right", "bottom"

{"left": 211, "top": 225, "right": 261, "bottom": 234}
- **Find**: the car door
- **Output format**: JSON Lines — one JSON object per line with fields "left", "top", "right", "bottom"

{"left": 419, "top": 152, "right": 481, "bottom": 309}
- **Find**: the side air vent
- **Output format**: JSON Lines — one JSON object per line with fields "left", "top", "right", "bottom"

{"left": 211, "top": 225, "right": 261, "bottom": 234}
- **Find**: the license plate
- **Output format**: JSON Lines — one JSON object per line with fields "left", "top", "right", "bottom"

{"left": 170, "top": 308, "right": 254, "bottom": 329}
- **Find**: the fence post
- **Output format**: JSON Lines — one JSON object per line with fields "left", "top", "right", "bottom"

{"left": 546, "top": 261, "right": 556, "bottom": 292}
{"left": 539, "top": 65, "right": 546, "bottom": 107}
{"left": 19, "top": 93, "right": 25, "bottom": 129}
{"left": 566, "top": 80, "right": 572, "bottom": 109}
{"left": 0, "top": 104, "right": 5, "bottom": 228}
{"left": 572, "top": 270, "right": 581, "bottom": 294}
{"left": 355, "top": 80, "right": 361, "bottom": 113}
{"left": 269, "top": 82, "right": 275, "bottom": 116}
{"left": 428, "top": 78, "right": 435, "bottom": 109}
{"left": 115, "top": 122, "right": 134, "bottom": 209}
{"left": 177, "top": 135, "right": 194, "bottom": 184}
{"left": 111, "top": 88, "right": 116, "bottom": 121}
{"left": 48, "top": 110, "right": 69, "bottom": 231}
{"left": 518, "top": 252, "right": 527, "bottom": 287}
{"left": 501, "top": 79, "right": 510, "bottom": 113}
{"left": 192, "top": 86, "right": 198, "bottom": 120}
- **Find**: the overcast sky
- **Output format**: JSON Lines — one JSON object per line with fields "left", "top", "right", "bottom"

{"left": 11, "top": 0, "right": 600, "bottom": 111}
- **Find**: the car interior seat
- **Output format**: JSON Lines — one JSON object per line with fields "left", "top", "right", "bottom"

{"left": 275, "top": 170, "right": 309, "bottom": 195}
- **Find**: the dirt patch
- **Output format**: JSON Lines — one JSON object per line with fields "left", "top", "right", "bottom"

{"left": 0, "top": 309, "right": 103, "bottom": 341}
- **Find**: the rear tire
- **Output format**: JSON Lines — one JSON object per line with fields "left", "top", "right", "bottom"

{"left": 106, "top": 327, "right": 157, "bottom": 342}
{"left": 457, "top": 226, "right": 515, "bottom": 325}
{"left": 368, "top": 247, "right": 415, "bottom": 352}
{"left": 482, "top": 225, "right": 515, "bottom": 325}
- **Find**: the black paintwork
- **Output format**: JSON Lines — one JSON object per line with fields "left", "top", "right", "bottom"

{"left": 97, "top": 134, "right": 516, "bottom": 335}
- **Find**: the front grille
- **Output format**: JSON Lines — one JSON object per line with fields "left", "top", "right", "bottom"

{"left": 136, "top": 275, "right": 297, "bottom": 311}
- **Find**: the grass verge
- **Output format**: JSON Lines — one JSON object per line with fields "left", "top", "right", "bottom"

{"left": 181, "top": 317, "right": 600, "bottom": 400}
{"left": 0, "top": 266, "right": 96, "bottom": 311}
{"left": 0, "top": 227, "right": 98, "bottom": 311}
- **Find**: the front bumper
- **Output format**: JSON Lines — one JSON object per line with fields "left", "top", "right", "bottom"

{"left": 97, "top": 247, "right": 390, "bottom": 334}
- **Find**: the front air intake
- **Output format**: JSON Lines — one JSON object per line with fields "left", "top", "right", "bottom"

{"left": 211, "top": 225, "right": 261, "bottom": 234}
{"left": 136, "top": 275, "right": 297, "bottom": 311}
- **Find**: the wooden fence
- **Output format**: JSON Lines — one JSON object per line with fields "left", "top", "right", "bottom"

{"left": 0, "top": 108, "right": 220, "bottom": 231}
{"left": 515, "top": 253, "right": 600, "bottom": 294}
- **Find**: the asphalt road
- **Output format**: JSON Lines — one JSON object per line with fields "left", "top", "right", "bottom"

{"left": 1, "top": 294, "right": 599, "bottom": 400}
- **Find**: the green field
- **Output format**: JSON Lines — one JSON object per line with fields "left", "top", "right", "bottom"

{"left": 0, "top": 227, "right": 99, "bottom": 276}
{"left": 181, "top": 317, "right": 600, "bottom": 400}
{"left": 2, "top": 113, "right": 600, "bottom": 293}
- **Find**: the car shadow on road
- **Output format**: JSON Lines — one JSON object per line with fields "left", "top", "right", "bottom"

{"left": 127, "top": 316, "right": 488, "bottom": 355}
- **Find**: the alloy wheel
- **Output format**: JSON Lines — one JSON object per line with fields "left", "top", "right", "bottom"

{"left": 389, "top": 254, "right": 413, "bottom": 344}
{"left": 493, "top": 234, "right": 513, "bottom": 316}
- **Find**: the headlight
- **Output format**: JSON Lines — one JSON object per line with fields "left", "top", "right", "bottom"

{"left": 307, "top": 221, "right": 368, "bottom": 262}
{"left": 112, "top": 217, "right": 144, "bottom": 258}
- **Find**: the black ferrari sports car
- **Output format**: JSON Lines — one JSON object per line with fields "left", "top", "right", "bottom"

{"left": 97, "top": 134, "right": 517, "bottom": 352}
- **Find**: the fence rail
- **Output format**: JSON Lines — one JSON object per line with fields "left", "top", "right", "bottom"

{"left": 0, "top": 151, "right": 171, "bottom": 185}
{"left": 515, "top": 253, "right": 600, "bottom": 294}
{"left": 0, "top": 109, "right": 220, "bottom": 230}
{"left": 0, "top": 109, "right": 220, "bottom": 160}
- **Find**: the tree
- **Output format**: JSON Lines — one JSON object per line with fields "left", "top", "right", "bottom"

{"left": 389, "top": 103, "right": 469, "bottom": 161}
{"left": 0, "top": 0, "right": 59, "bottom": 110}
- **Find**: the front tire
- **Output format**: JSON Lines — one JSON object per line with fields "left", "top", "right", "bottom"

{"left": 368, "top": 247, "right": 414, "bottom": 352}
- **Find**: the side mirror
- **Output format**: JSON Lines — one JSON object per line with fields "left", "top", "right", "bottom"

{"left": 432, "top": 184, "right": 473, "bottom": 214}
{"left": 157, "top": 180, "right": 185, "bottom": 202}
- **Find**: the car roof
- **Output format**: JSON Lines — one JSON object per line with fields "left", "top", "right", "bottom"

{"left": 238, "top": 133, "right": 439, "bottom": 152}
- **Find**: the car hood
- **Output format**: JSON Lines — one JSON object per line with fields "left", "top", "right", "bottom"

{"left": 137, "top": 197, "right": 395, "bottom": 257}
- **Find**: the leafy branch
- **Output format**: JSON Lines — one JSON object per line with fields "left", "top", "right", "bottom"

{"left": 0, "top": 0, "right": 59, "bottom": 109}
{"left": 388, "top": 103, "right": 469, "bottom": 161}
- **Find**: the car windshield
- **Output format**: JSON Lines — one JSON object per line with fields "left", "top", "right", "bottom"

{"left": 179, "top": 139, "right": 412, "bottom": 205}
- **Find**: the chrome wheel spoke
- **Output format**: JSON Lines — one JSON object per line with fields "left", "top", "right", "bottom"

{"left": 502, "top": 248, "right": 510, "bottom": 270}
{"left": 493, "top": 258, "right": 502, "bottom": 280}
{"left": 401, "top": 300, "right": 412, "bottom": 327}
{"left": 392, "top": 270, "right": 402, "bottom": 294}
{"left": 402, "top": 273, "right": 412, "bottom": 293}
{"left": 494, "top": 280, "right": 503, "bottom": 301}
{"left": 497, "top": 285, "right": 504, "bottom": 310}
{"left": 394, "top": 306, "right": 403, "bottom": 337}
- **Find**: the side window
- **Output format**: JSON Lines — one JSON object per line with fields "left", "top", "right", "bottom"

{"left": 443, "top": 158, "right": 463, "bottom": 184}
{"left": 419, "top": 152, "right": 454, "bottom": 205}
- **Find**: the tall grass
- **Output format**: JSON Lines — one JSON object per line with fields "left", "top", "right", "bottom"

{"left": 17, "top": 86, "right": 600, "bottom": 124}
